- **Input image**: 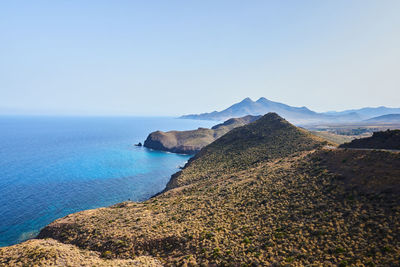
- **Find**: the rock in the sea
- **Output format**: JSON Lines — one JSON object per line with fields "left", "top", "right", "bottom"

{"left": 134, "top": 142, "right": 142, "bottom": 147}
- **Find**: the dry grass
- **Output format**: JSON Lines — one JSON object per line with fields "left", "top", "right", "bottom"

{"left": 34, "top": 149, "right": 400, "bottom": 266}
{"left": 0, "top": 239, "right": 161, "bottom": 266}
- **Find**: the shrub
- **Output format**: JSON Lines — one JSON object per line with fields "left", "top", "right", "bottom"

{"left": 101, "top": 250, "right": 112, "bottom": 259}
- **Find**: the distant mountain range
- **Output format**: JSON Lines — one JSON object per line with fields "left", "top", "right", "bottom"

{"left": 325, "top": 107, "right": 400, "bottom": 120}
{"left": 180, "top": 97, "right": 400, "bottom": 125}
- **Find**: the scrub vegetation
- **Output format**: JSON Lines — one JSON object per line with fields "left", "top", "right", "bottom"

{"left": 1, "top": 113, "right": 399, "bottom": 266}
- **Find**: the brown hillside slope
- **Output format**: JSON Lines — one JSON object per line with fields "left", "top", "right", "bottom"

{"left": 340, "top": 129, "right": 400, "bottom": 150}
{"left": 1, "top": 113, "right": 399, "bottom": 266}
{"left": 0, "top": 239, "right": 161, "bottom": 266}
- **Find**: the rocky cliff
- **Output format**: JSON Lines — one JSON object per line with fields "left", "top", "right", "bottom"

{"left": 143, "top": 115, "right": 260, "bottom": 154}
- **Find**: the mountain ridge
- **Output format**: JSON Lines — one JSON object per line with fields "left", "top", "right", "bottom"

{"left": 180, "top": 97, "right": 362, "bottom": 124}
{"left": 364, "top": 114, "right": 400, "bottom": 123}
{"left": 325, "top": 106, "right": 400, "bottom": 119}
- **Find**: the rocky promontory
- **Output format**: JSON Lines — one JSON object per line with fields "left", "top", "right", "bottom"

{"left": 143, "top": 115, "right": 260, "bottom": 154}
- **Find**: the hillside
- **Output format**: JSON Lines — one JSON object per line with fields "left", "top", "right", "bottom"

{"left": 144, "top": 115, "right": 260, "bottom": 154}
{"left": 340, "top": 129, "right": 400, "bottom": 150}
{"left": 365, "top": 114, "right": 400, "bottom": 123}
{"left": 1, "top": 113, "right": 399, "bottom": 266}
{"left": 164, "top": 113, "right": 326, "bottom": 190}
{"left": 0, "top": 239, "right": 161, "bottom": 266}
{"left": 180, "top": 97, "right": 361, "bottom": 124}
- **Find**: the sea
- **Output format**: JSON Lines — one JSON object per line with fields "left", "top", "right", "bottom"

{"left": 0, "top": 116, "right": 216, "bottom": 247}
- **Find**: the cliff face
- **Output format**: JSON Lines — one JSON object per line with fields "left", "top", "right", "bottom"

{"left": 1, "top": 113, "right": 400, "bottom": 266}
{"left": 143, "top": 115, "right": 260, "bottom": 154}
{"left": 143, "top": 128, "right": 214, "bottom": 154}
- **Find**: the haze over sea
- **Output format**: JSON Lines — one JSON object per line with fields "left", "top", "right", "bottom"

{"left": 0, "top": 116, "right": 215, "bottom": 247}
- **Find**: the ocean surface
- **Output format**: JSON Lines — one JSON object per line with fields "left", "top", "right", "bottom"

{"left": 0, "top": 116, "right": 216, "bottom": 247}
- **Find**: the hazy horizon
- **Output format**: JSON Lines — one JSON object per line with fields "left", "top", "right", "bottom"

{"left": 1, "top": 1, "right": 399, "bottom": 116}
{"left": 1, "top": 96, "right": 400, "bottom": 117}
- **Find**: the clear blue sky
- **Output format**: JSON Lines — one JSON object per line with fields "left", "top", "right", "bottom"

{"left": 1, "top": 1, "right": 399, "bottom": 116}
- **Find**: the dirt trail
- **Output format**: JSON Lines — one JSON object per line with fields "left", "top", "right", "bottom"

{"left": 324, "top": 145, "right": 400, "bottom": 153}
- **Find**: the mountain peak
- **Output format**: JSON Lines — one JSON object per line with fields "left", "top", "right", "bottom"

{"left": 256, "top": 97, "right": 269, "bottom": 103}
{"left": 186, "top": 112, "right": 325, "bottom": 176}
{"left": 240, "top": 97, "right": 253, "bottom": 103}
{"left": 258, "top": 112, "right": 285, "bottom": 121}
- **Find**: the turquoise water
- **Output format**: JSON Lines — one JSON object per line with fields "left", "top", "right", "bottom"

{"left": 0, "top": 116, "right": 215, "bottom": 247}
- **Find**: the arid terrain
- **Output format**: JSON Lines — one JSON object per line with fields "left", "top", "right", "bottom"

{"left": 1, "top": 113, "right": 399, "bottom": 266}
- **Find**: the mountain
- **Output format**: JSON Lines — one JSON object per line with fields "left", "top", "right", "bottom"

{"left": 164, "top": 113, "right": 326, "bottom": 190}
{"left": 324, "top": 106, "right": 400, "bottom": 120}
{"left": 364, "top": 114, "right": 400, "bottom": 123}
{"left": 180, "top": 97, "right": 361, "bottom": 125}
{"left": 340, "top": 129, "right": 400, "bottom": 150}
{"left": 2, "top": 113, "right": 400, "bottom": 266}
{"left": 143, "top": 115, "right": 260, "bottom": 154}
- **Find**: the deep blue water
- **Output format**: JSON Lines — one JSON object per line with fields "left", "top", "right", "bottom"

{"left": 0, "top": 116, "right": 215, "bottom": 247}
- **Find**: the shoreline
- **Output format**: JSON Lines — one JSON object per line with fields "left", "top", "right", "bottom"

{"left": 1, "top": 149, "right": 193, "bottom": 249}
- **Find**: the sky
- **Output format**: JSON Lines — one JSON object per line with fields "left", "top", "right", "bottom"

{"left": 0, "top": 0, "right": 399, "bottom": 116}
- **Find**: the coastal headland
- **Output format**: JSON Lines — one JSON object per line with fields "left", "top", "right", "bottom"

{"left": 143, "top": 115, "right": 260, "bottom": 154}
